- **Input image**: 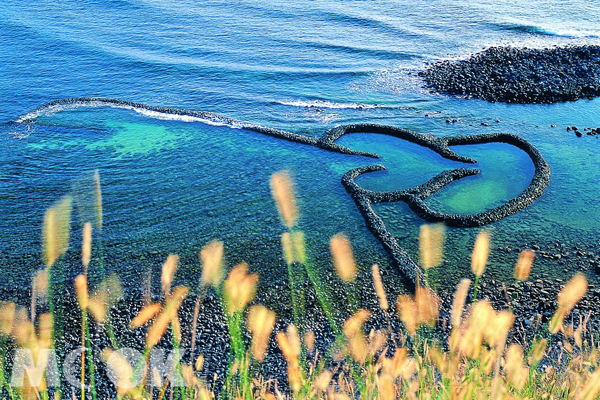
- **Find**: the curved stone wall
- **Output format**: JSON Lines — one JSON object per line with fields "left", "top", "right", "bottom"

{"left": 17, "top": 98, "right": 551, "bottom": 290}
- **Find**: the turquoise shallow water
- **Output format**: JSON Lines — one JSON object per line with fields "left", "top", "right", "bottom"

{"left": 1, "top": 0, "right": 600, "bottom": 303}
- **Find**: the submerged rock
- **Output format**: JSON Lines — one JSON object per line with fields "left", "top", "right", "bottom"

{"left": 419, "top": 45, "right": 600, "bottom": 104}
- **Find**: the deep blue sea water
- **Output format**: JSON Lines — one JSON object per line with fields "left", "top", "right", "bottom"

{"left": 1, "top": 0, "right": 600, "bottom": 305}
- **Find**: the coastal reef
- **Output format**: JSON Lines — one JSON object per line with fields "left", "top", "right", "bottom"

{"left": 420, "top": 45, "right": 600, "bottom": 103}
{"left": 17, "top": 99, "right": 550, "bottom": 289}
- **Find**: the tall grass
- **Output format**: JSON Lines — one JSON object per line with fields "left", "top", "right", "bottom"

{"left": 0, "top": 171, "right": 599, "bottom": 399}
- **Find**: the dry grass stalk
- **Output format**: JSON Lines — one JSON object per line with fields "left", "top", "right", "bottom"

{"left": 161, "top": 254, "right": 179, "bottom": 295}
{"left": 129, "top": 303, "right": 162, "bottom": 329}
{"left": 74, "top": 274, "right": 89, "bottom": 310}
{"left": 82, "top": 222, "right": 92, "bottom": 270}
{"left": 200, "top": 240, "right": 224, "bottom": 287}
{"left": 224, "top": 263, "right": 258, "bottom": 315}
{"left": 42, "top": 195, "right": 72, "bottom": 267}
{"left": 247, "top": 305, "right": 276, "bottom": 362}
{"left": 419, "top": 223, "right": 445, "bottom": 270}
{"left": 94, "top": 170, "right": 103, "bottom": 231}
{"left": 514, "top": 249, "right": 535, "bottom": 281}
{"left": 451, "top": 279, "right": 471, "bottom": 328}
{"left": 471, "top": 230, "right": 490, "bottom": 277}
{"left": 270, "top": 171, "right": 298, "bottom": 228}
{"left": 330, "top": 233, "right": 356, "bottom": 282}
{"left": 146, "top": 286, "right": 188, "bottom": 348}
{"left": 281, "top": 232, "right": 294, "bottom": 266}
{"left": 372, "top": 264, "right": 389, "bottom": 310}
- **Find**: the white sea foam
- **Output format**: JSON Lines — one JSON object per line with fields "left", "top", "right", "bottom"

{"left": 16, "top": 100, "right": 244, "bottom": 129}
{"left": 540, "top": 28, "right": 600, "bottom": 38}
{"left": 133, "top": 108, "right": 243, "bottom": 128}
{"left": 277, "top": 99, "right": 378, "bottom": 110}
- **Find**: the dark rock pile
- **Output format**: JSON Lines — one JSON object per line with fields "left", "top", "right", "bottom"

{"left": 419, "top": 45, "right": 600, "bottom": 104}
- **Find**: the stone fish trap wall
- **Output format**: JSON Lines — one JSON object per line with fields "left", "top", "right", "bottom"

{"left": 16, "top": 99, "right": 551, "bottom": 291}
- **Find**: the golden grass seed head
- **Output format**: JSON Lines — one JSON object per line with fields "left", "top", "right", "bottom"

{"left": 161, "top": 254, "right": 179, "bottom": 294}
{"left": 342, "top": 309, "right": 371, "bottom": 338}
{"left": 172, "top": 315, "right": 182, "bottom": 344}
{"left": 529, "top": 339, "right": 547, "bottom": 365}
{"left": 129, "top": 303, "right": 162, "bottom": 329}
{"left": 74, "top": 274, "right": 89, "bottom": 310}
{"left": 200, "top": 240, "right": 224, "bottom": 287}
{"left": 86, "top": 275, "right": 123, "bottom": 323}
{"left": 414, "top": 287, "right": 439, "bottom": 328}
{"left": 372, "top": 264, "right": 389, "bottom": 310}
{"left": 82, "top": 222, "right": 92, "bottom": 269}
{"left": 514, "top": 249, "right": 535, "bottom": 281}
{"left": 291, "top": 231, "right": 306, "bottom": 264}
{"left": 485, "top": 310, "right": 514, "bottom": 348}
{"left": 37, "top": 313, "right": 53, "bottom": 344}
{"left": 87, "top": 299, "right": 108, "bottom": 323}
{"left": 146, "top": 286, "right": 188, "bottom": 348}
{"left": 102, "top": 349, "right": 134, "bottom": 396}
{"left": 270, "top": 171, "right": 298, "bottom": 228}
{"left": 313, "top": 370, "right": 332, "bottom": 392}
{"left": 578, "top": 366, "right": 600, "bottom": 400}
{"left": 304, "top": 331, "right": 315, "bottom": 353}
{"left": 224, "top": 263, "right": 258, "bottom": 315}
{"left": 195, "top": 354, "right": 204, "bottom": 372}
{"left": 558, "top": 273, "right": 587, "bottom": 313}
{"left": 42, "top": 209, "right": 57, "bottom": 268}
{"left": 381, "top": 348, "right": 407, "bottom": 379}
{"left": 42, "top": 195, "right": 72, "bottom": 267}
{"left": 397, "top": 295, "right": 417, "bottom": 336}
{"left": 247, "top": 304, "right": 276, "bottom": 362}
{"left": 419, "top": 223, "right": 445, "bottom": 270}
{"left": 377, "top": 373, "right": 396, "bottom": 400}
{"left": 505, "top": 344, "right": 528, "bottom": 390}
{"left": 451, "top": 279, "right": 471, "bottom": 328}
{"left": 549, "top": 307, "right": 566, "bottom": 334}
{"left": 287, "top": 364, "right": 302, "bottom": 394}
{"left": 276, "top": 324, "right": 301, "bottom": 363}
{"left": 330, "top": 233, "right": 356, "bottom": 282}
{"left": 0, "top": 301, "right": 16, "bottom": 335}
{"left": 471, "top": 230, "right": 490, "bottom": 277}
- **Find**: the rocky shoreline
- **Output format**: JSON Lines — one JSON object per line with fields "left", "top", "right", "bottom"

{"left": 419, "top": 45, "right": 600, "bottom": 104}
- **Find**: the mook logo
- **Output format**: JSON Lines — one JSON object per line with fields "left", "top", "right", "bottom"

{"left": 10, "top": 348, "right": 188, "bottom": 388}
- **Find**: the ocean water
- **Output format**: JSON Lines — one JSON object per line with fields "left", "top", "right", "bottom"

{"left": 1, "top": 0, "right": 600, "bottom": 307}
